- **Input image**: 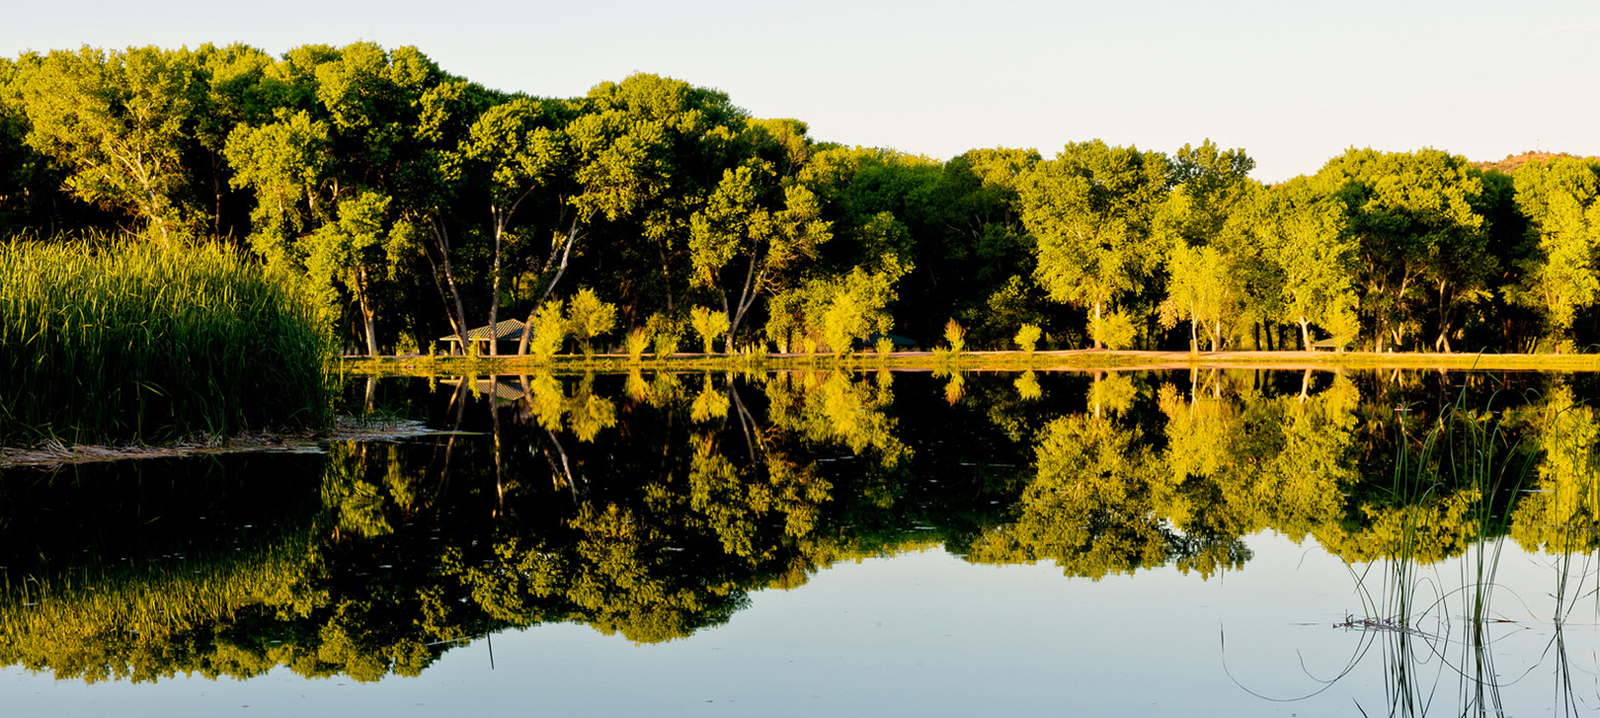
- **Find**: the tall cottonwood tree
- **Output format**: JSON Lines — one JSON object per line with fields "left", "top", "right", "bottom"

{"left": 302, "top": 190, "right": 419, "bottom": 355}
{"left": 451, "top": 95, "right": 565, "bottom": 352}
{"left": 1019, "top": 140, "right": 1172, "bottom": 348}
{"left": 517, "top": 73, "right": 748, "bottom": 354}
{"left": 14, "top": 45, "right": 209, "bottom": 242}
{"left": 688, "top": 121, "right": 833, "bottom": 352}
{"left": 225, "top": 42, "right": 457, "bottom": 353}
{"left": 1256, "top": 177, "right": 1359, "bottom": 349}
{"left": 1313, "top": 149, "right": 1492, "bottom": 352}
{"left": 1155, "top": 141, "right": 1257, "bottom": 351}
{"left": 1508, "top": 156, "right": 1600, "bottom": 343}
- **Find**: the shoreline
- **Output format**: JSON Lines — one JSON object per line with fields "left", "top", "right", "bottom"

{"left": 340, "top": 348, "right": 1600, "bottom": 376}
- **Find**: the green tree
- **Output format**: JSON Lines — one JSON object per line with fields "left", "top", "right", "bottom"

{"left": 688, "top": 305, "right": 730, "bottom": 354}
{"left": 454, "top": 95, "right": 565, "bottom": 352}
{"left": 14, "top": 45, "right": 209, "bottom": 242}
{"left": 302, "top": 190, "right": 418, "bottom": 355}
{"left": 565, "top": 287, "right": 617, "bottom": 357}
{"left": 1312, "top": 148, "right": 1493, "bottom": 352}
{"left": 689, "top": 148, "right": 832, "bottom": 351}
{"left": 225, "top": 42, "right": 464, "bottom": 352}
{"left": 1019, "top": 140, "right": 1172, "bottom": 348}
{"left": 511, "top": 74, "right": 746, "bottom": 353}
{"left": 1154, "top": 141, "right": 1258, "bottom": 351}
{"left": 0, "top": 58, "right": 61, "bottom": 233}
{"left": 1255, "top": 177, "right": 1359, "bottom": 349}
{"left": 1507, "top": 156, "right": 1600, "bottom": 344}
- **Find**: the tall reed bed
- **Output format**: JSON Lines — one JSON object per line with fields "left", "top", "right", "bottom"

{"left": 0, "top": 239, "right": 337, "bottom": 445}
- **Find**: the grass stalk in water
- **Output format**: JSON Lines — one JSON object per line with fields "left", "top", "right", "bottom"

{"left": 0, "top": 237, "right": 338, "bottom": 445}
{"left": 1344, "top": 392, "right": 1532, "bottom": 717}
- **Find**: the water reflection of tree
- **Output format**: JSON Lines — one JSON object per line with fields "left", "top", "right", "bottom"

{"left": 1509, "top": 385, "right": 1600, "bottom": 554}
{"left": 0, "top": 369, "right": 942, "bottom": 685}
{"left": 967, "top": 405, "right": 1184, "bottom": 579}
{"left": 7, "top": 369, "right": 1594, "bottom": 687}
{"left": 969, "top": 371, "right": 1366, "bottom": 578}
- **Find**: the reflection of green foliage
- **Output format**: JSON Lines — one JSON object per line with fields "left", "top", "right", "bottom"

{"left": 690, "top": 373, "right": 730, "bottom": 423}
{"left": 1317, "top": 488, "right": 1483, "bottom": 564}
{"left": 567, "top": 373, "right": 618, "bottom": 442}
{"left": 940, "top": 369, "right": 966, "bottom": 405}
{"left": 320, "top": 442, "right": 427, "bottom": 539}
{"left": 1014, "top": 371, "right": 1042, "bottom": 401}
{"left": 625, "top": 368, "right": 651, "bottom": 402}
{"left": 10, "top": 369, "right": 1595, "bottom": 687}
{"left": 1510, "top": 386, "right": 1600, "bottom": 553}
{"left": 765, "top": 370, "right": 910, "bottom": 469}
{"left": 969, "top": 413, "right": 1182, "bottom": 580}
{"left": 684, "top": 434, "right": 832, "bottom": 559}
{"left": 0, "top": 541, "right": 315, "bottom": 684}
{"left": 1088, "top": 372, "right": 1137, "bottom": 415}
{"left": 525, "top": 370, "right": 567, "bottom": 430}
{"left": 971, "top": 370, "right": 1373, "bottom": 578}
{"left": 519, "top": 371, "right": 617, "bottom": 441}
{"left": 648, "top": 370, "right": 684, "bottom": 407}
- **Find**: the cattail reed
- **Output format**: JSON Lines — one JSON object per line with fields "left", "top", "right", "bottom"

{"left": 0, "top": 238, "right": 337, "bottom": 445}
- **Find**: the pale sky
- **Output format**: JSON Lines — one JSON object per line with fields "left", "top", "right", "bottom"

{"left": 5, "top": 0, "right": 1596, "bottom": 181}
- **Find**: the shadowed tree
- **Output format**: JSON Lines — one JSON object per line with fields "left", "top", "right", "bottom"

{"left": 1507, "top": 156, "right": 1600, "bottom": 346}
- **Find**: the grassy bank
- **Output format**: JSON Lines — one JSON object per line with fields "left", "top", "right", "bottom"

{"left": 341, "top": 348, "right": 1600, "bottom": 377}
{"left": 0, "top": 239, "right": 337, "bottom": 445}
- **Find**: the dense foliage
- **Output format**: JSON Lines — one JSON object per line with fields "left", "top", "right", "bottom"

{"left": 3, "top": 42, "right": 1597, "bottom": 354}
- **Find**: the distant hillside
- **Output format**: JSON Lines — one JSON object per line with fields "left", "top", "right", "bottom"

{"left": 1476, "top": 151, "right": 1590, "bottom": 174}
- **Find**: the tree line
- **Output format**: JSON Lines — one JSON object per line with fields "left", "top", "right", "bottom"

{"left": 3, "top": 42, "right": 1599, "bottom": 355}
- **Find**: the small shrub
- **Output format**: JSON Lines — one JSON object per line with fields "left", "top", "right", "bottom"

{"left": 944, "top": 319, "right": 966, "bottom": 353}
{"left": 528, "top": 300, "right": 567, "bottom": 361}
{"left": 625, "top": 328, "right": 650, "bottom": 363}
{"left": 567, "top": 288, "right": 617, "bottom": 358}
{"left": 1091, "top": 310, "right": 1137, "bottom": 350}
{"left": 1015, "top": 324, "right": 1041, "bottom": 354}
{"left": 689, "top": 306, "right": 730, "bottom": 354}
{"left": 647, "top": 313, "right": 682, "bottom": 360}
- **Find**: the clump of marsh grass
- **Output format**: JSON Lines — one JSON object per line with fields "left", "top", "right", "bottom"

{"left": 0, "top": 238, "right": 338, "bottom": 446}
{"left": 1333, "top": 390, "right": 1536, "bottom": 717}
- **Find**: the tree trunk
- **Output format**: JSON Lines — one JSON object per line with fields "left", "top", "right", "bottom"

{"left": 357, "top": 269, "right": 380, "bottom": 356}
{"left": 725, "top": 250, "right": 765, "bottom": 354}
{"left": 426, "top": 218, "right": 471, "bottom": 353}
{"left": 490, "top": 378, "right": 504, "bottom": 517}
{"left": 487, "top": 218, "right": 503, "bottom": 355}
{"left": 519, "top": 217, "right": 581, "bottom": 355}
{"left": 1093, "top": 301, "right": 1103, "bottom": 350}
{"left": 361, "top": 302, "right": 379, "bottom": 356}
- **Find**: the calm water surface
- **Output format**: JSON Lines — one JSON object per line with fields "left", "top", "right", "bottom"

{"left": 6, "top": 368, "right": 1600, "bottom": 716}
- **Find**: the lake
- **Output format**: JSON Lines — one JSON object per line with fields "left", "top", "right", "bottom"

{"left": 5, "top": 367, "right": 1600, "bottom": 716}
